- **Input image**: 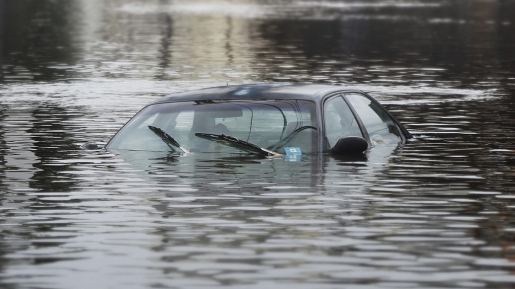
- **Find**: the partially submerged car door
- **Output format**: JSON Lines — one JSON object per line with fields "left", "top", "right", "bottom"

{"left": 322, "top": 92, "right": 408, "bottom": 153}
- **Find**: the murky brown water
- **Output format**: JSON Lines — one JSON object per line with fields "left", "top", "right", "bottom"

{"left": 1, "top": 0, "right": 515, "bottom": 288}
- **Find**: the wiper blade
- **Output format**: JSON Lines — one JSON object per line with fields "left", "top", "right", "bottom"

{"left": 148, "top": 125, "right": 190, "bottom": 154}
{"left": 195, "top": 133, "right": 279, "bottom": 156}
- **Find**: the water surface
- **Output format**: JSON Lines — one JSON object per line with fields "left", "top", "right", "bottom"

{"left": 1, "top": 0, "right": 515, "bottom": 288}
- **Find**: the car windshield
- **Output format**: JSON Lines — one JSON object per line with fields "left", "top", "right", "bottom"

{"left": 107, "top": 100, "right": 318, "bottom": 155}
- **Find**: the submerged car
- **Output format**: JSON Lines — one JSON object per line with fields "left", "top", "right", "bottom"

{"left": 106, "top": 84, "right": 411, "bottom": 156}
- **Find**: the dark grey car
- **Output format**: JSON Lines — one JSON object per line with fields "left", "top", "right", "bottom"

{"left": 106, "top": 83, "right": 411, "bottom": 156}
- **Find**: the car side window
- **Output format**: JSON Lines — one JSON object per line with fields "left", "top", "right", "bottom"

{"left": 323, "top": 96, "right": 363, "bottom": 148}
{"left": 345, "top": 93, "right": 401, "bottom": 145}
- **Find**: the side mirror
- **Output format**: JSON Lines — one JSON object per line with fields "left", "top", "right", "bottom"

{"left": 331, "top": 136, "right": 368, "bottom": 154}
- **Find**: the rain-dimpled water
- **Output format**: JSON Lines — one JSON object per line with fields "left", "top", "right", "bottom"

{"left": 1, "top": 0, "right": 515, "bottom": 288}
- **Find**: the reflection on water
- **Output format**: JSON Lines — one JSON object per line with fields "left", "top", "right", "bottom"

{"left": 1, "top": 0, "right": 515, "bottom": 288}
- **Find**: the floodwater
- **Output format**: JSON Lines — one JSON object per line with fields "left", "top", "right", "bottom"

{"left": 1, "top": 0, "right": 515, "bottom": 288}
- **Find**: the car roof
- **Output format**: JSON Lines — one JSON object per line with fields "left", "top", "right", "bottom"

{"left": 153, "top": 83, "right": 363, "bottom": 104}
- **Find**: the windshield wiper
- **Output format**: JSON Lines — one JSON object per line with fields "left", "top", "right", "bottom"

{"left": 195, "top": 133, "right": 279, "bottom": 156}
{"left": 148, "top": 125, "right": 190, "bottom": 154}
